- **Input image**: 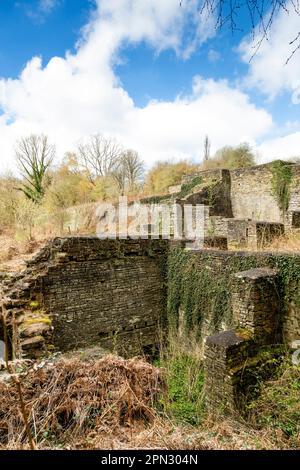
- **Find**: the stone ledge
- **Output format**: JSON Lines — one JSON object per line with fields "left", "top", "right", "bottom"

{"left": 234, "top": 267, "right": 279, "bottom": 280}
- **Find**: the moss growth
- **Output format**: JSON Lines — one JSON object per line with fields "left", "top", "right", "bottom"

{"left": 29, "top": 300, "right": 40, "bottom": 310}
{"left": 139, "top": 194, "right": 171, "bottom": 205}
{"left": 236, "top": 328, "right": 254, "bottom": 341}
{"left": 178, "top": 176, "right": 203, "bottom": 199}
{"left": 271, "top": 161, "right": 293, "bottom": 217}
{"left": 21, "top": 316, "right": 52, "bottom": 329}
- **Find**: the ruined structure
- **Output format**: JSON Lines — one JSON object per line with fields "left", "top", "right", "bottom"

{"left": 0, "top": 160, "right": 300, "bottom": 414}
{"left": 0, "top": 238, "right": 168, "bottom": 359}
{"left": 141, "top": 160, "right": 300, "bottom": 250}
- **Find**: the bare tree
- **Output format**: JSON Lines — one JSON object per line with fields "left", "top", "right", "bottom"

{"left": 204, "top": 135, "right": 211, "bottom": 161}
{"left": 16, "top": 134, "right": 55, "bottom": 203}
{"left": 78, "top": 135, "right": 123, "bottom": 183}
{"left": 180, "top": 0, "right": 300, "bottom": 61}
{"left": 121, "top": 150, "right": 144, "bottom": 189}
{"left": 112, "top": 150, "right": 144, "bottom": 195}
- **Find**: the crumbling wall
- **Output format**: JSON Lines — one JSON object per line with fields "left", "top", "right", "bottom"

{"left": 204, "top": 268, "right": 283, "bottom": 413}
{"left": 1, "top": 237, "right": 168, "bottom": 358}
{"left": 181, "top": 169, "right": 233, "bottom": 218}
{"left": 230, "top": 162, "right": 300, "bottom": 223}
{"left": 167, "top": 247, "right": 300, "bottom": 347}
{"left": 227, "top": 219, "right": 284, "bottom": 250}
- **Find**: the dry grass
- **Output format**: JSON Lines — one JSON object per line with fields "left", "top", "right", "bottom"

{"left": 0, "top": 355, "right": 163, "bottom": 449}
{"left": 264, "top": 230, "right": 300, "bottom": 252}
{"left": 0, "top": 232, "right": 48, "bottom": 272}
{"left": 0, "top": 354, "right": 298, "bottom": 450}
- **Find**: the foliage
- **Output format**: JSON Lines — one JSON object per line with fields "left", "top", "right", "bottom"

{"left": 44, "top": 153, "right": 95, "bottom": 209}
{"left": 0, "top": 174, "right": 20, "bottom": 228}
{"left": 145, "top": 160, "right": 198, "bottom": 195}
{"left": 271, "top": 160, "right": 293, "bottom": 216}
{"left": 167, "top": 247, "right": 300, "bottom": 339}
{"left": 178, "top": 176, "right": 203, "bottom": 199}
{"left": 139, "top": 194, "right": 171, "bottom": 205}
{"left": 202, "top": 143, "right": 255, "bottom": 170}
{"left": 16, "top": 134, "right": 55, "bottom": 203}
{"left": 158, "top": 332, "right": 205, "bottom": 425}
{"left": 0, "top": 356, "right": 162, "bottom": 448}
{"left": 249, "top": 358, "right": 300, "bottom": 441}
{"left": 15, "top": 197, "right": 41, "bottom": 241}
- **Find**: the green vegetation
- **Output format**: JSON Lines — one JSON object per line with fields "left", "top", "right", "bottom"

{"left": 271, "top": 161, "right": 293, "bottom": 217}
{"left": 144, "top": 160, "right": 198, "bottom": 195}
{"left": 161, "top": 354, "right": 204, "bottom": 425}
{"left": 167, "top": 247, "right": 300, "bottom": 339}
{"left": 16, "top": 134, "right": 55, "bottom": 204}
{"left": 202, "top": 143, "right": 256, "bottom": 170}
{"left": 249, "top": 358, "right": 300, "bottom": 442}
{"left": 157, "top": 333, "right": 205, "bottom": 425}
{"left": 178, "top": 176, "right": 203, "bottom": 199}
{"left": 139, "top": 194, "right": 171, "bottom": 205}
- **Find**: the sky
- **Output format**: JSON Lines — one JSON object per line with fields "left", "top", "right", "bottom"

{"left": 0, "top": 0, "right": 300, "bottom": 173}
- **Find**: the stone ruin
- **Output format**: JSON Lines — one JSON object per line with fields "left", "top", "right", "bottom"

{"left": 0, "top": 238, "right": 168, "bottom": 359}
{"left": 0, "top": 160, "right": 300, "bottom": 414}
{"left": 140, "top": 160, "right": 300, "bottom": 250}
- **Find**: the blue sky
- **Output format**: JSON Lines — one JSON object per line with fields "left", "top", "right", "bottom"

{"left": 0, "top": 0, "right": 299, "bottom": 171}
{"left": 0, "top": 0, "right": 90, "bottom": 77}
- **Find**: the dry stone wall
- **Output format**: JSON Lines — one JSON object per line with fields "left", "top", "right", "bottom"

{"left": 230, "top": 162, "right": 300, "bottom": 223}
{"left": 204, "top": 267, "right": 284, "bottom": 413}
{"left": 0, "top": 237, "right": 168, "bottom": 358}
{"left": 167, "top": 247, "right": 300, "bottom": 347}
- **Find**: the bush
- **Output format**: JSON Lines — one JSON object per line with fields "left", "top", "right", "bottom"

{"left": 145, "top": 160, "right": 198, "bottom": 195}
{"left": 249, "top": 359, "right": 300, "bottom": 440}
{"left": 203, "top": 143, "right": 255, "bottom": 170}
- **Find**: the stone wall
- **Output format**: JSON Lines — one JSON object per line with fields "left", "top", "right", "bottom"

{"left": 227, "top": 220, "right": 284, "bottom": 250}
{"left": 182, "top": 169, "right": 233, "bottom": 218}
{"left": 230, "top": 162, "right": 300, "bottom": 223}
{"left": 167, "top": 247, "right": 300, "bottom": 347}
{"left": 1, "top": 237, "right": 168, "bottom": 358}
{"left": 2, "top": 239, "right": 300, "bottom": 364}
{"left": 204, "top": 267, "right": 284, "bottom": 413}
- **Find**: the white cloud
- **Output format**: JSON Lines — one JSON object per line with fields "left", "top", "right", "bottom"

{"left": 257, "top": 132, "right": 300, "bottom": 162}
{"left": 240, "top": 3, "right": 300, "bottom": 101}
{"left": 0, "top": 0, "right": 280, "bottom": 173}
{"left": 21, "top": 0, "right": 60, "bottom": 22}
{"left": 207, "top": 49, "right": 221, "bottom": 62}
{"left": 39, "top": 0, "right": 58, "bottom": 13}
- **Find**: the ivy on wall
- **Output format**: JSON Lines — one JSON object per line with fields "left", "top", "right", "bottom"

{"left": 178, "top": 176, "right": 203, "bottom": 199}
{"left": 167, "top": 247, "right": 300, "bottom": 340}
{"left": 271, "top": 161, "right": 293, "bottom": 217}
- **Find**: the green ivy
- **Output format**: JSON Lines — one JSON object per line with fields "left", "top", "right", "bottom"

{"left": 271, "top": 161, "right": 293, "bottom": 216}
{"left": 167, "top": 247, "right": 300, "bottom": 339}
{"left": 178, "top": 176, "right": 203, "bottom": 199}
{"left": 139, "top": 194, "right": 171, "bottom": 205}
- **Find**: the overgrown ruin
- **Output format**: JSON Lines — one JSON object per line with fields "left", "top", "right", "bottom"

{"left": 1, "top": 160, "right": 300, "bottom": 414}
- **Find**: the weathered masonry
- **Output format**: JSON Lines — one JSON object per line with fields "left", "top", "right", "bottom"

{"left": 167, "top": 246, "right": 300, "bottom": 412}
{"left": 140, "top": 160, "right": 300, "bottom": 250}
{"left": 204, "top": 268, "right": 282, "bottom": 412}
{"left": 1, "top": 237, "right": 300, "bottom": 414}
{"left": 167, "top": 247, "right": 300, "bottom": 345}
{"left": 0, "top": 238, "right": 168, "bottom": 358}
